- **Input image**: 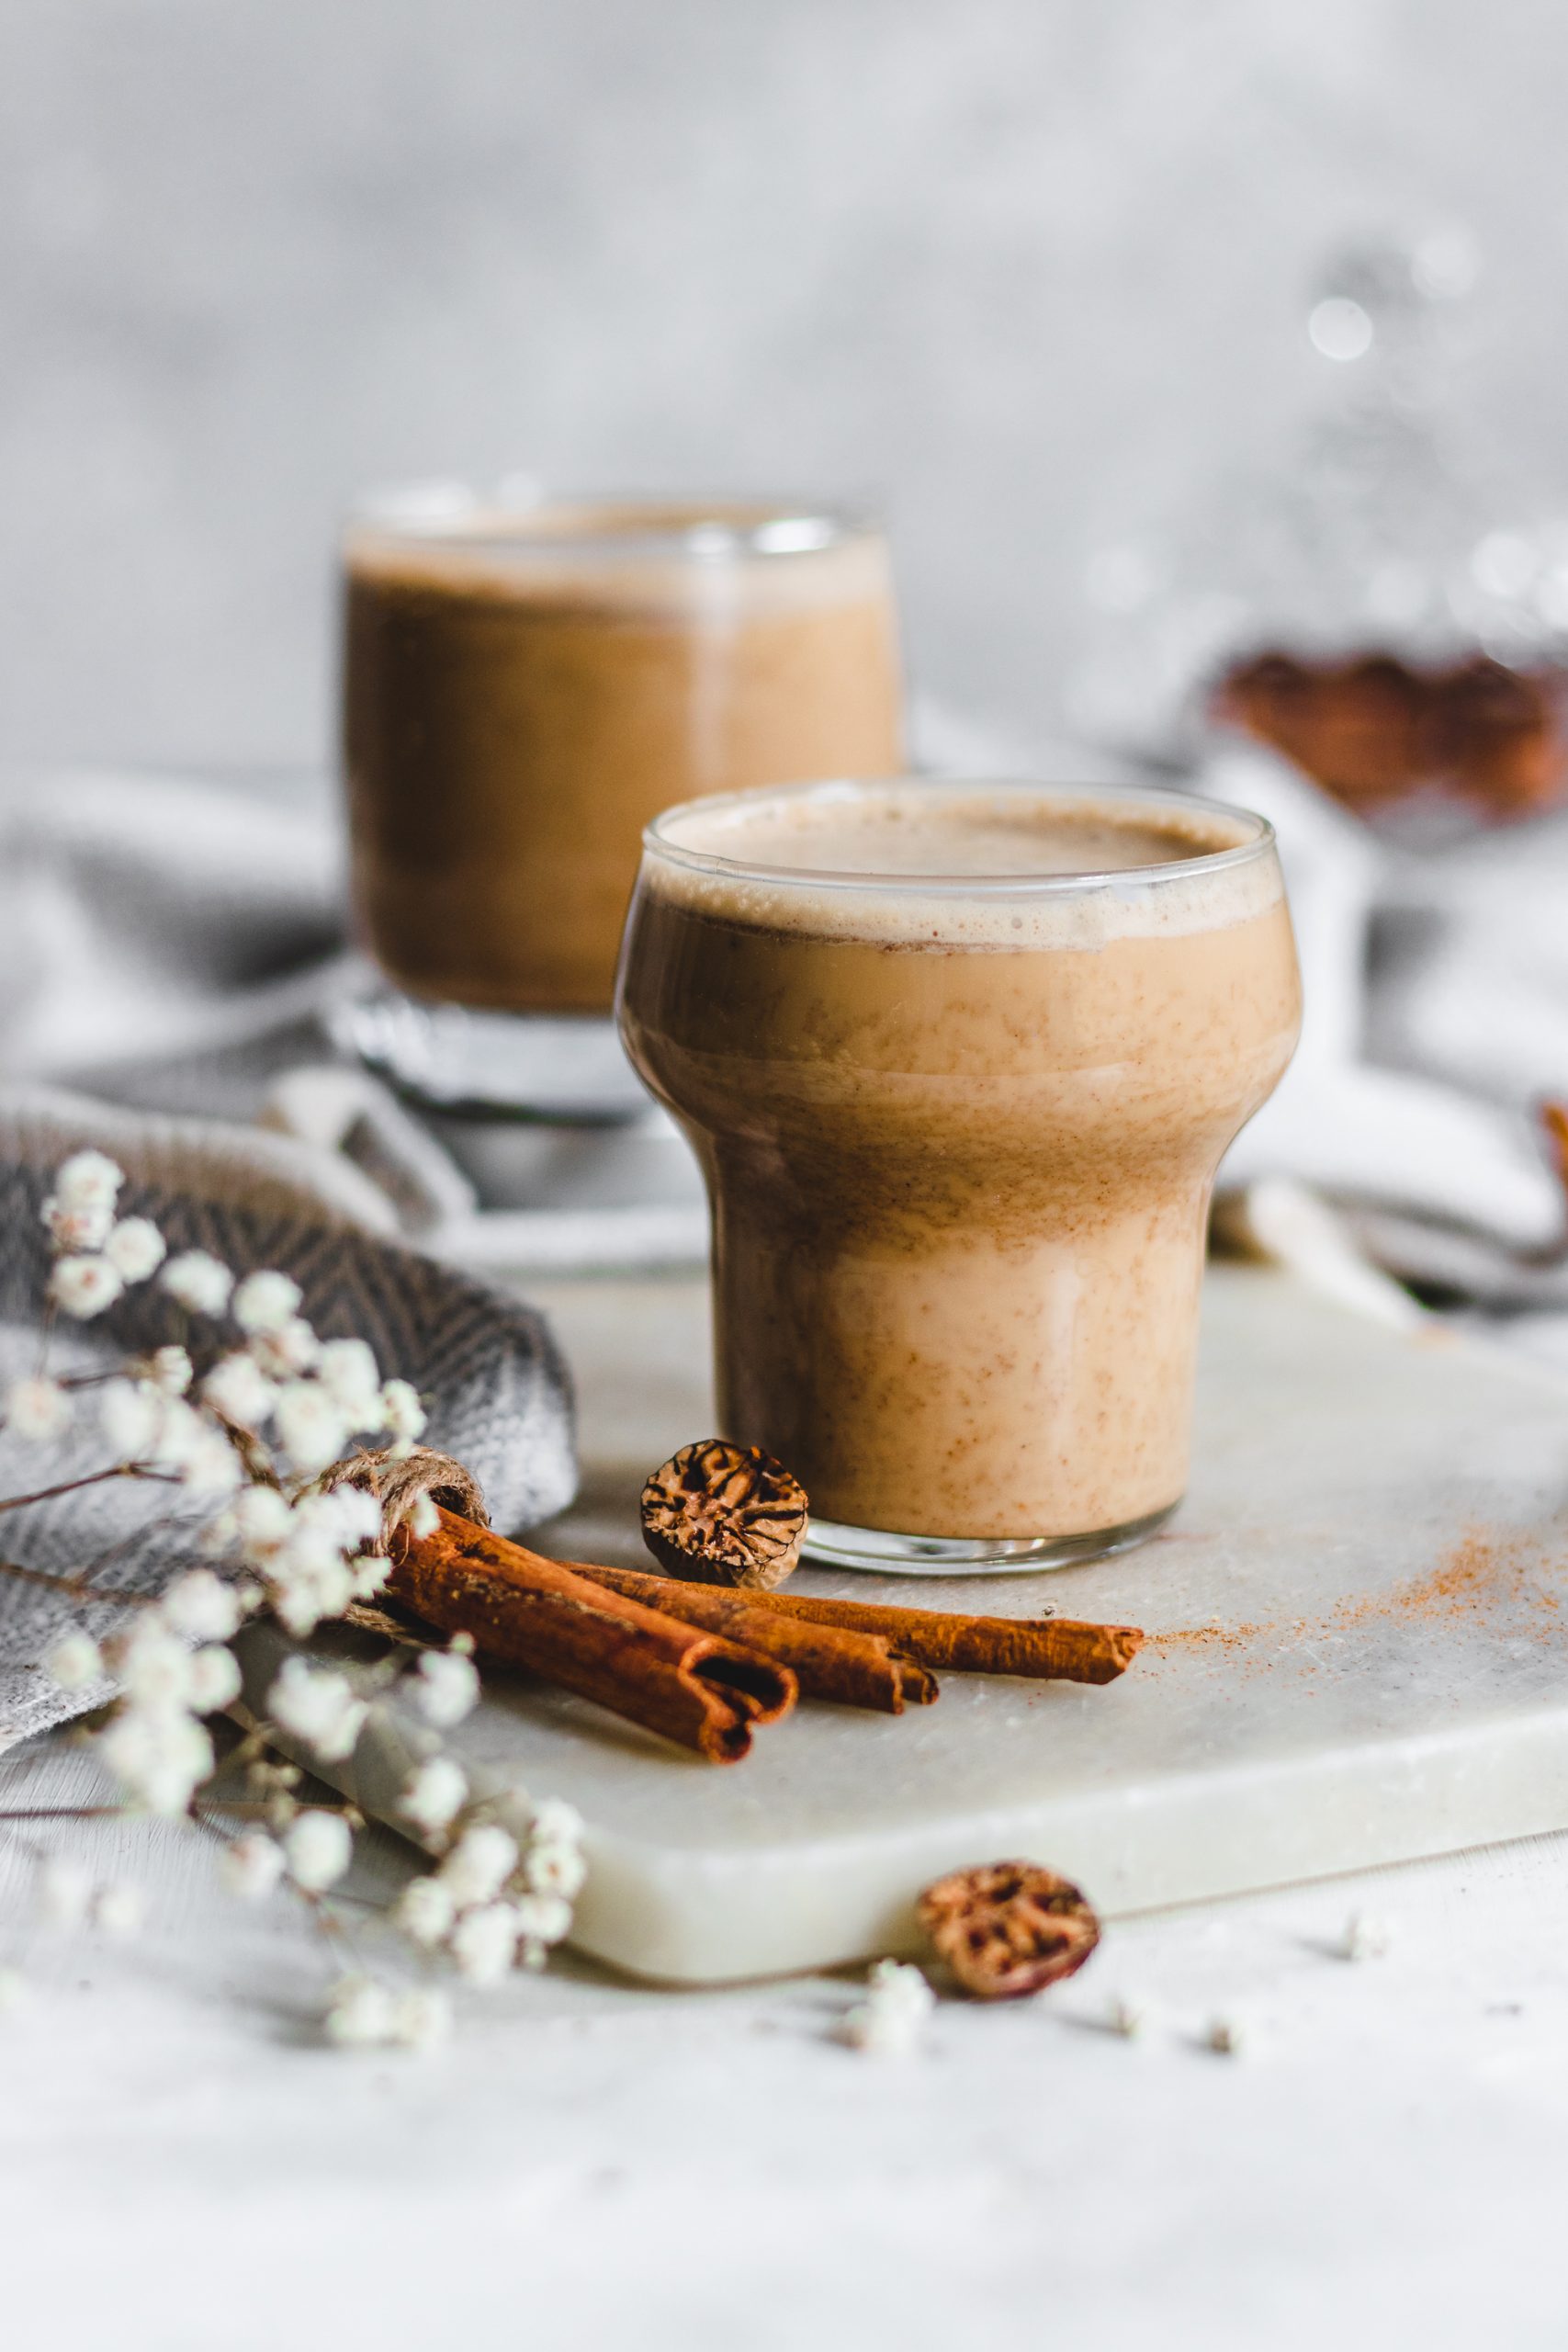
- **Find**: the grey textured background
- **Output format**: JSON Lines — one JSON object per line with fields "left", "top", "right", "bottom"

{"left": 4, "top": 0, "right": 1564, "bottom": 771}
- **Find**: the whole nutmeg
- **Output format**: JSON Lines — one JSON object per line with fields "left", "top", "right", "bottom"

{"left": 640, "top": 1440, "right": 808, "bottom": 1589}
{"left": 918, "top": 1860, "right": 1100, "bottom": 2000}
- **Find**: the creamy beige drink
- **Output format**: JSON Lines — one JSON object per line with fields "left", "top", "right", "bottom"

{"left": 617, "top": 780, "right": 1301, "bottom": 1570}
{"left": 343, "top": 501, "right": 903, "bottom": 1015}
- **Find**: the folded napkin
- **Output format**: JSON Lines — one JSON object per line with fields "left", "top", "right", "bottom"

{"left": 0, "top": 1085, "right": 575, "bottom": 1748}
{"left": 0, "top": 765, "right": 709, "bottom": 1271}
{"left": 1206, "top": 743, "right": 1568, "bottom": 1322}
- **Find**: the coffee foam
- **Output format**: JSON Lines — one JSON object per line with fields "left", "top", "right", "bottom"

{"left": 648, "top": 786, "right": 1282, "bottom": 948}
{"left": 344, "top": 509, "right": 892, "bottom": 622}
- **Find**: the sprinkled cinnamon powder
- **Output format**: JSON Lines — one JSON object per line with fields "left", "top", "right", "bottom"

{"left": 1332, "top": 1527, "right": 1562, "bottom": 1637}
{"left": 1151, "top": 1523, "right": 1568, "bottom": 1658}
{"left": 1150, "top": 1621, "right": 1264, "bottom": 1653}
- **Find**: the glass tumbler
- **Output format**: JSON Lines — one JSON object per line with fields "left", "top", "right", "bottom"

{"left": 339, "top": 491, "right": 904, "bottom": 1117}
{"left": 616, "top": 778, "right": 1302, "bottom": 1573}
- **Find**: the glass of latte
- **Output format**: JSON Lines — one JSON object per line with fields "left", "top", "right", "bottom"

{"left": 616, "top": 779, "right": 1301, "bottom": 1572}
{"left": 339, "top": 492, "right": 904, "bottom": 1116}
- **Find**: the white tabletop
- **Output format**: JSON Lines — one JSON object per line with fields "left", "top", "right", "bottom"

{"left": 6, "top": 1274, "right": 1568, "bottom": 2349}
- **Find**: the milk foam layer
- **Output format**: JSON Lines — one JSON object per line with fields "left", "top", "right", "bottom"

{"left": 649, "top": 783, "right": 1279, "bottom": 948}
{"left": 344, "top": 504, "right": 889, "bottom": 621}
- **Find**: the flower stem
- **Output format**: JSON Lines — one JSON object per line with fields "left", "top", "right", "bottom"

{"left": 0, "top": 1464, "right": 178, "bottom": 1517}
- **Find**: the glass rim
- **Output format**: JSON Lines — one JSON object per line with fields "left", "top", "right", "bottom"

{"left": 343, "top": 484, "right": 878, "bottom": 561}
{"left": 641, "top": 776, "right": 1278, "bottom": 898}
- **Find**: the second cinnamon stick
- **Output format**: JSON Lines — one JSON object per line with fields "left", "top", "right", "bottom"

{"left": 568, "top": 1562, "right": 939, "bottom": 1713}
{"left": 685, "top": 1585, "right": 1145, "bottom": 1685}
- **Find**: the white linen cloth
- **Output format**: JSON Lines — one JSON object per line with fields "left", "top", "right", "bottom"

{"left": 2, "top": 752, "right": 1566, "bottom": 1323}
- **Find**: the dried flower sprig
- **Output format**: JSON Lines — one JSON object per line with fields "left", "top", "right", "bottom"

{"left": 0, "top": 1150, "right": 588, "bottom": 2045}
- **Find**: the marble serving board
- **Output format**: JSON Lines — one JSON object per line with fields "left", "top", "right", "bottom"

{"left": 251, "top": 1267, "right": 1568, "bottom": 1984}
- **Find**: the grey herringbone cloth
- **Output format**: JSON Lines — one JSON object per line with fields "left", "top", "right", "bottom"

{"left": 0, "top": 1086, "right": 576, "bottom": 1747}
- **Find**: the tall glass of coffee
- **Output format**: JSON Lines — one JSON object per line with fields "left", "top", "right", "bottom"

{"left": 617, "top": 779, "right": 1301, "bottom": 1572}
{"left": 339, "top": 492, "right": 904, "bottom": 1115}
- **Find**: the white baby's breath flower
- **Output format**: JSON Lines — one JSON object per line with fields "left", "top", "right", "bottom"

{"left": 448, "top": 1901, "right": 520, "bottom": 1984}
{"left": 297, "top": 1485, "right": 380, "bottom": 1553}
{"left": 49, "top": 1255, "right": 124, "bottom": 1320}
{"left": 159, "top": 1567, "right": 242, "bottom": 1642}
{"left": 41, "top": 1196, "right": 114, "bottom": 1253}
{"left": 266, "top": 1657, "right": 367, "bottom": 1761}
{"left": 99, "top": 1705, "right": 213, "bottom": 1815}
{"left": 231, "top": 1485, "right": 294, "bottom": 1566}
{"left": 350, "top": 1550, "right": 390, "bottom": 1601}
{"left": 219, "top": 1829, "right": 287, "bottom": 1902}
{"left": 316, "top": 1339, "right": 382, "bottom": 1423}
{"left": 436, "top": 1822, "right": 518, "bottom": 1908}
{"left": 109, "top": 1619, "right": 195, "bottom": 1709}
{"left": 399, "top": 1756, "right": 468, "bottom": 1834}
{"left": 180, "top": 1429, "right": 245, "bottom": 1498}
{"left": 147, "top": 1344, "right": 192, "bottom": 1396}
{"left": 414, "top": 1647, "right": 479, "bottom": 1728}
{"left": 512, "top": 1891, "right": 571, "bottom": 1946}
{"left": 35, "top": 1855, "right": 93, "bottom": 1929}
{"left": 392, "top": 1873, "right": 458, "bottom": 1949}
{"left": 342, "top": 1487, "right": 386, "bottom": 1545}
{"left": 379, "top": 1378, "right": 427, "bottom": 1449}
{"left": 160, "top": 1250, "right": 234, "bottom": 1317}
{"left": 521, "top": 1839, "right": 588, "bottom": 1900}
{"left": 186, "top": 1645, "right": 242, "bottom": 1713}
{"left": 283, "top": 1808, "right": 353, "bottom": 1892}
{"left": 390, "top": 1986, "right": 452, "bottom": 2051}
{"left": 54, "top": 1149, "right": 123, "bottom": 1213}
{"left": 403, "top": 1491, "right": 440, "bottom": 1541}
{"left": 46, "top": 1629, "right": 104, "bottom": 1690}
{"left": 278, "top": 1505, "right": 355, "bottom": 1580}
{"left": 92, "top": 1882, "right": 147, "bottom": 1939}
{"left": 268, "top": 1551, "right": 355, "bottom": 1639}
{"left": 144, "top": 1395, "right": 203, "bottom": 1469}
{"left": 324, "top": 1973, "right": 399, "bottom": 2047}
{"left": 249, "top": 1316, "right": 320, "bottom": 1378}
{"left": 99, "top": 1379, "right": 161, "bottom": 1461}
{"left": 103, "top": 1217, "right": 165, "bottom": 1283}
{"left": 232, "top": 1270, "right": 303, "bottom": 1335}
{"left": 527, "top": 1796, "right": 584, "bottom": 1848}
{"left": 275, "top": 1382, "right": 350, "bottom": 1476}
{"left": 5, "top": 1374, "right": 72, "bottom": 1443}
{"left": 841, "top": 1959, "right": 935, "bottom": 2055}
{"left": 203, "top": 1351, "right": 277, "bottom": 1432}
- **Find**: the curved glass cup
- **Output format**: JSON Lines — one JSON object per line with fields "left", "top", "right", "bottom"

{"left": 616, "top": 777, "right": 1302, "bottom": 1576}
{"left": 339, "top": 489, "right": 904, "bottom": 1118}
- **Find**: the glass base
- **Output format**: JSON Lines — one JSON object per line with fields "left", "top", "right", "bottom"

{"left": 802, "top": 1499, "right": 1180, "bottom": 1577}
{"left": 333, "top": 988, "right": 649, "bottom": 1124}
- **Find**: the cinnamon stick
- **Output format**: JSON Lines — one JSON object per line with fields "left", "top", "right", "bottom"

{"left": 388, "top": 1508, "right": 795, "bottom": 1764}
{"left": 566, "top": 1562, "right": 939, "bottom": 1713}
{"left": 699, "top": 1587, "right": 1145, "bottom": 1685}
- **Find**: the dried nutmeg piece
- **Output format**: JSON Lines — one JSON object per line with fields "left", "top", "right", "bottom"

{"left": 641, "top": 1439, "right": 809, "bottom": 1590}
{"left": 918, "top": 1860, "right": 1100, "bottom": 2000}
